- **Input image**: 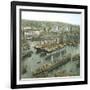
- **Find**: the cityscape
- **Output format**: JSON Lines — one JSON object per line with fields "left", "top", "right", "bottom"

{"left": 20, "top": 20, "right": 80, "bottom": 79}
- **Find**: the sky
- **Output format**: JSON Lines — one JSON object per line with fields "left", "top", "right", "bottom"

{"left": 22, "top": 11, "right": 81, "bottom": 25}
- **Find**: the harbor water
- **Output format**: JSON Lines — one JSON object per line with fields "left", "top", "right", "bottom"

{"left": 21, "top": 41, "right": 80, "bottom": 78}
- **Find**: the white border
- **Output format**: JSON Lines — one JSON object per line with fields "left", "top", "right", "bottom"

{"left": 16, "top": 5, "right": 85, "bottom": 85}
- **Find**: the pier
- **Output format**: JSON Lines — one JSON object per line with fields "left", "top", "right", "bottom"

{"left": 32, "top": 54, "right": 79, "bottom": 77}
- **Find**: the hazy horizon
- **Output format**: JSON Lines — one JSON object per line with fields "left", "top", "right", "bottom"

{"left": 21, "top": 11, "right": 81, "bottom": 25}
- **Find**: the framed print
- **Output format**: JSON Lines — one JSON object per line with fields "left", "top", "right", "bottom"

{"left": 11, "top": 1, "right": 88, "bottom": 89}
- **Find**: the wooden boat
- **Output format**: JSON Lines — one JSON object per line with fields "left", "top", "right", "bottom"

{"left": 32, "top": 55, "right": 71, "bottom": 77}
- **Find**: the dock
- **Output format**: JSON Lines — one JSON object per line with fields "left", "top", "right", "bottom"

{"left": 32, "top": 54, "right": 80, "bottom": 77}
